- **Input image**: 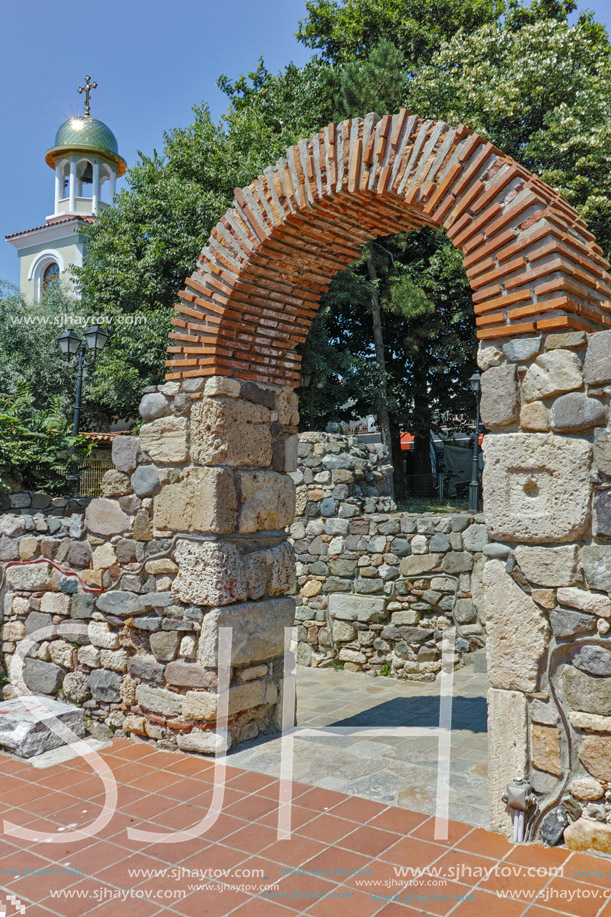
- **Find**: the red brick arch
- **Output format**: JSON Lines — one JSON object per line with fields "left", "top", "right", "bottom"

{"left": 166, "top": 111, "right": 611, "bottom": 387}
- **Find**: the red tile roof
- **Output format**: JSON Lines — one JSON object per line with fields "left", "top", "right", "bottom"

{"left": 5, "top": 215, "right": 95, "bottom": 240}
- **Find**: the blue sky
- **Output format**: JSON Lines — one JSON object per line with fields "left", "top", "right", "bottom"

{"left": 1, "top": 0, "right": 610, "bottom": 286}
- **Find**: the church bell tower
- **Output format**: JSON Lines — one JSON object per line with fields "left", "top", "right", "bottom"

{"left": 5, "top": 77, "right": 126, "bottom": 302}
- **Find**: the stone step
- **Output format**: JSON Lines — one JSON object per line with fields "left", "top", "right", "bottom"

{"left": 0, "top": 696, "right": 85, "bottom": 758}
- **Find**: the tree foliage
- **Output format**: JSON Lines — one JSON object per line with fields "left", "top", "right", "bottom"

{"left": 0, "top": 382, "right": 90, "bottom": 494}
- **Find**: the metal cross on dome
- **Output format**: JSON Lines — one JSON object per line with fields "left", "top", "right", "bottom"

{"left": 78, "top": 75, "right": 98, "bottom": 117}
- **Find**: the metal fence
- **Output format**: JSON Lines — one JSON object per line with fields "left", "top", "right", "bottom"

{"left": 76, "top": 454, "right": 113, "bottom": 497}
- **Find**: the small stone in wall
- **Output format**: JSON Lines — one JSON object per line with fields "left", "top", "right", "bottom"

{"left": 190, "top": 397, "right": 271, "bottom": 467}
{"left": 594, "top": 428, "right": 611, "bottom": 476}
{"left": 502, "top": 336, "right": 541, "bottom": 362}
{"left": 521, "top": 349, "right": 583, "bottom": 402}
{"left": 570, "top": 777, "right": 604, "bottom": 801}
{"left": 513, "top": 545, "right": 580, "bottom": 587}
{"left": 139, "top": 391, "right": 171, "bottom": 421}
{"left": 550, "top": 393, "right": 606, "bottom": 433}
{"left": 62, "top": 671, "right": 91, "bottom": 704}
{"left": 112, "top": 436, "right": 139, "bottom": 473}
{"left": 139, "top": 416, "right": 189, "bottom": 464}
{"left": 480, "top": 364, "right": 520, "bottom": 428}
{"left": 549, "top": 608, "right": 597, "bottom": 638}
{"left": 131, "top": 465, "right": 160, "bottom": 497}
{"left": 556, "top": 587, "right": 611, "bottom": 618}
{"left": 150, "top": 631, "right": 179, "bottom": 663}
{"left": 583, "top": 545, "right": 611, "bottom": 594}
{"left": 564, "top": 817, "right": 611, "bottom": 854}
{"left": 89, "top": 669, "right": 122, "bottom": 702}
{"left": 92, "top": 542, "right": 117, "bottom": 570}
{"left": 584, "top": 329, "right": 611, "bottom": 385}
{"left": 101, "top": 470, "right": 132, "bottom": 498}
{"left": 85, "top": 498, "right": 130, "bottom": 537}
{"left": 520, "top": 400, "right": 550, "bottom": 431}
{"left": 572, "top": 645, "right": 611, "bottom": 678}
{"left": 477, "top": 343, "right": 504, "bottom": 371}
{"left": 531, "top": 724, "right": 563, "bottom": 777}
{"left": 562, "top": 666, "right": 611, "bottom": 715}
{"left": 22, "top": 659, "right": 64, "bottom": 694}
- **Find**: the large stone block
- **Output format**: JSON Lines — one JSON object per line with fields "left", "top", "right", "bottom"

{"left": 237, "top": 470, "right": 295, "bottom": 533}
{"left": 480, "top": 364, "right": 520, "bottom": 429}
{"left": 85, "top": 498, "right": 130, "bottom": 537}
{"left": 0, "top": 696, "right": 85, "bottom": 758}
{"left": 197, "top": 597, "right": 295, "bottom": 667}
{"left": 172, "top": 540, "right": 247, "bottom": 606}
{"left": 484, "top": 560, "right": 550, "bottom": 692}
{"left": 139, "top": 416, "right": 189, "bottom": 464}
{"left": 243, "top": 542, "right": 296, "bottom": 600}
{"left": 482, "top": 433, "right": 591, "bottom": 544}
{"left": 190, "top": 397, "right": 271, "bottom": 467}
{"left": 514, "top": 545, "right": 580, "bottom": 587}
{"left": 328, "top": 593, "right": 387, "bottom": 623}
{"left": 562, "top": 665, "right": 611, "bottom": 715}
{"left": 154, "top": 467, "right": 237, "bottom": 534}
{"left": 584, "top": 329, "right": 611, "bottom": 385}
{"left": 488, "top": 688, "right": 528, "bottom": 834}
{"left": 521, "top": 349, "right": 583, "bottom": 402}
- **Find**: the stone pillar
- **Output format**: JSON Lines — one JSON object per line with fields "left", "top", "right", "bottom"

{"left": 94, "top": 376, "right": 300, "bottom": 752}
{"left": 480, "top": 329, "right": 611, "bottom": 849}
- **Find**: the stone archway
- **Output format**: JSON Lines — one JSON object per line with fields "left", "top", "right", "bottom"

{"left": 152, "top": 111, "right": 611, "bottom": 845}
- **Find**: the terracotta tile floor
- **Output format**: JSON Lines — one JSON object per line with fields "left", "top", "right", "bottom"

{"left": 0, "top": 740, "right": 610, "bottom": 916}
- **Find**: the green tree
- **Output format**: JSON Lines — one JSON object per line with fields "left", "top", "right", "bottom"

{"left": 408, "top": 13, "right": 611, "bottom": 251}
{"left": 0, "top": 382, "right": 90, "bottom": 494}
{"left": 296, "top": 0, "right": 506, "bottom": 66}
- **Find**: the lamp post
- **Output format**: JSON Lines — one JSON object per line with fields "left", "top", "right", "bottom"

{"left": 468, "top": 371, "right": 481, "bottom": 512}
{"left": 58, "top": 325, "right": 108, "bottom": 490}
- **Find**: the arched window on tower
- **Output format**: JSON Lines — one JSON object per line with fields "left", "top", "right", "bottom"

{"left": 76, "top": 160, "right": 93, "bottom": 198}
{"left": 42, "top": 262, "right": 60, "bottom": 296}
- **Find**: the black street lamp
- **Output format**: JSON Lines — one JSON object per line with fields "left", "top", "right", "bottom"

{"left": 58, "top": 326, "right": 108, "bottom": 436}
{"left": 468, "top": 371, "right": 481, "bottom": 512}
{"left": 58, "top": 326, "right": 108, "bottom": 492}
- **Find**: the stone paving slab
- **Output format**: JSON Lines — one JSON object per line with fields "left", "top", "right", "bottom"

{"left": 228, "top": 665, "right": 490, "bottom": 829}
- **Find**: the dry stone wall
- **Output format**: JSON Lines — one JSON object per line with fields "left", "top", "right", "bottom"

{"left": 1, "top": 377, "right": 299, "bottom": 753}
{"left": 288, "top": 433, "right": 487, "bottom": 679}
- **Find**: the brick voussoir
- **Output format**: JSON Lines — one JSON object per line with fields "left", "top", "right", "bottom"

{"left": 165, "top": 112, "right": 611, "bottom": 382}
